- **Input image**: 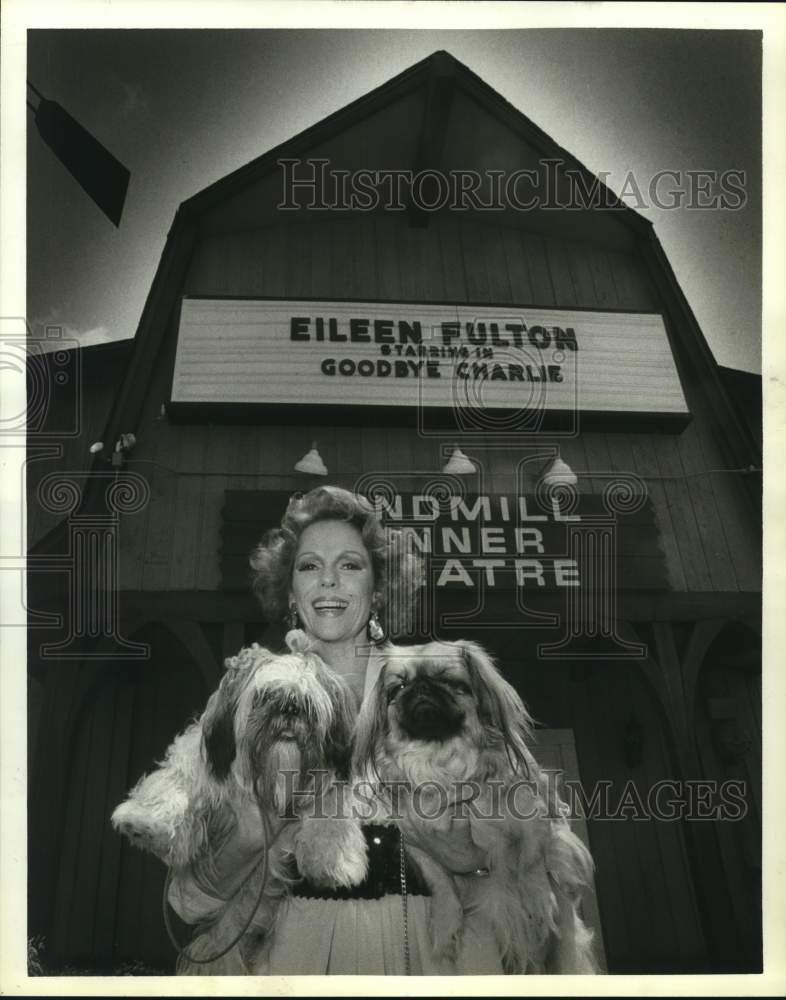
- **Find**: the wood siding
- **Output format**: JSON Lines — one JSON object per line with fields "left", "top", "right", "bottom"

{"left": 112, "top": 215, "right": 759, "bottom": 596}
{"left": 515, "top": 653, "right": 710, "bottom": 973}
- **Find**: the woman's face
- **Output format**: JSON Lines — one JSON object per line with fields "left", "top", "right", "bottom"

{"left": 289, "top": 519, "right": 377, "bottom": 647}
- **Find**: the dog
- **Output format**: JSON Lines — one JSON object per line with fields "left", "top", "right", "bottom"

{"left": 111, "top": 629, "right": 367, "bottom": 974}
{"left": 352, "top": 639, "right": 599, "bottom": 975}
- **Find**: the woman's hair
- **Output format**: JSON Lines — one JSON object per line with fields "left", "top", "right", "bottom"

{"left": 249, "top": 486, "right": 425, "bottom": 637}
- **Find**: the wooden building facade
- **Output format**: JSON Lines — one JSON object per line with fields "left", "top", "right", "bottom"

{"left": 27, "top": 52, "right": 761, "bottom": 974}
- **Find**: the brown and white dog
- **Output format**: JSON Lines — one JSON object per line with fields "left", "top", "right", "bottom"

{"left": 352, "top": 639, "right": 599, "bottom": 975}
{"left": 111, "top": 630, "right": 367, "bottom": 974}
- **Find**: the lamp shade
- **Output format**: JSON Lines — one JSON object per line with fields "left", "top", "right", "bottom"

{"left": 541, "top": 455, "right": 577, "bottom": 488}
{"left": 294, "top": 442, "right": 328, "bottom": 476}
{"left": 442, "top": 447, "right": 475, "bottom": 475}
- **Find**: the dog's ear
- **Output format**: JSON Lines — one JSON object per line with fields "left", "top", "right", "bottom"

{"left": 202, "top": 692, "right": 237, "bottom": 781}
{"left": 202, "top": 646, "right": 269, "bottom": 781}
{"left": 458, "top": 639, "right": 536, "bottom": 775}
{"left": 201, "top": 669, "right": 247, "bottom": 781}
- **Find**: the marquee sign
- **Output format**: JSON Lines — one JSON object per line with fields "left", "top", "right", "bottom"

{"left": 170, "top": 297, "right": 690, "bottom": 427}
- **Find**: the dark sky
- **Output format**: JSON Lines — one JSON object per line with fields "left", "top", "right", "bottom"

{"left": 27, "top": 28, "right": 762, "bottom": 372}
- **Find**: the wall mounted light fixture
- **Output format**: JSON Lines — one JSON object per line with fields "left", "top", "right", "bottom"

{"left": 295, "top": 442, "right": 328, "bottom": 476}
{"left": 442, "top": 447, "right": 475, "bottom": 475}
{"left": 540, "top": 454, "right": 578, "bottom": 489}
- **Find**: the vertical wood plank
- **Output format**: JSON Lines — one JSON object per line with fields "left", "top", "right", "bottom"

{"left": 195, "top": 424, "right": 231, "bottom": 591}
{"left": 520, "top": 231, "right": 555, "bottom": 306}
{"left": 588, "top": 249, "right": 620, "bottom": 309}
{"left": 141, "top": 417, "right": 179, "bottom": 591}
{"left": 565, "top": 242, "right": 598, "bottom": 307}
{"left": 675, "top": 422, "right": 739, "bottom": 591}
{"left": 310, "top": 222, "right": 332, "bottom": 299}
{"left": 607, "top": 249, "right": 657, "bottom": 311}
{"left": 691, "top": 408, "right": 761, "bottom": 592}
{"left": 459, "top": 219, "right": 491, "bottom": 303}
{"left": 604, "top": 431, "right": 638, "bottom": 482}
{"left": 285, "top": 222, "right": 313, "bottom": 299}
{"left": 628, "top": 434, "right": 688, "bottom": 592}
{"left": 374, "top": 216, "right": 403, "bottom": 302}
{"left": 168, "top": 426, "right": 208, "bottom": 590}
{"left": 385, "top": 425, "right": 415, "bottom": 478}
{"left": 502, "top": 227, "right": 535, "bottom": 305}
{"left": 650, "top": 435, "right": 712, "bottom": 591}
{"left": 418, "top": 221, "right": 448, "bottom": 301}
{"left": 481, "top": 224, "right": 513, "bottom": 304}
{"left": 398, "top": 223, "right": 429, "bottom": 302}
{"left": 438, "top": 215, "right": 468, "bottom": 304}
{"left": 360, "top": 427, "right": 389, "bottom": 486}
{"left": 329, "top": 221, "right": 353, "bottom": 300}
{"left": 335, "top": 422, "right": 364, "bottom": 486}
{"left": 351, "top": 215, "right": 378, "bottom": 300}
{"left": 544, "top": 237, "right": 578, "bottom": 307}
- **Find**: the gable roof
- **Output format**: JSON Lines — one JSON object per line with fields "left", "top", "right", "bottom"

{"left": 73, "top": 49, "right": 758, "bottom": 523}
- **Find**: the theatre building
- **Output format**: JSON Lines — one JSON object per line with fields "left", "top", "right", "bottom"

{"left": 27, "top": 51, "right": 762, "bottom": 974}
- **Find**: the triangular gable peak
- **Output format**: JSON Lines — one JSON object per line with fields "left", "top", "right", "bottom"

{"left": 188, "top": 50, "right": 646, "bottom": 250}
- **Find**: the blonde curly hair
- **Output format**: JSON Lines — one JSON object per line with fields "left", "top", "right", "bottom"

{"left": 249, "top": 486, "right": 424, "bottom": 638}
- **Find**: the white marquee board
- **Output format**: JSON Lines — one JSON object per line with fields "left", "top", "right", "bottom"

{"left": 171, "top": 297, "right": 690, "bottom": 418}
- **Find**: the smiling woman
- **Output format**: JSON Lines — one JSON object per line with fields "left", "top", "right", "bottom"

{"left": 250, "top": 487, "right": 423, "bottom": 704}
{"left": 288, "top": 520, "right": 377, "bottom": 702}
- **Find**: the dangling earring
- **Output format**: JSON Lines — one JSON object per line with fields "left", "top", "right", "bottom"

{"left": 286, "top": 602, "right": 299, "bottom": 630}
{"left": 368, "top": 609, "right": 384, "bottom": 643}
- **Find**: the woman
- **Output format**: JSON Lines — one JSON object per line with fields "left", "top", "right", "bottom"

{"left": 168, "top": 484, "right": 503, "bottom": 974}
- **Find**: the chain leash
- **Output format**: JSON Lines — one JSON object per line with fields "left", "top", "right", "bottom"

{"left": 398, "top": 827, "right": 411, "bottom": 976}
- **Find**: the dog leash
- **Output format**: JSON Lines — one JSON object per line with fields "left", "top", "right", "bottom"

{"left": 162, "top": 808, "right": 271, "bottom": 967}
{"left": 398, "top": 828, "right": 411, "bottom": 976}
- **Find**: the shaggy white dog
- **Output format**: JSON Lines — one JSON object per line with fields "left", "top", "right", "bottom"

{"left": 111, "top": 630, "right": 366, "bottom": 973}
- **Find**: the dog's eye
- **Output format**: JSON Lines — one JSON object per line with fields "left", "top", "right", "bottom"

{"left": 446, "top": 680, "right": 471, "bottom": 695}
{"left": 386, "top": 681, "right": 408, "bottom": 703}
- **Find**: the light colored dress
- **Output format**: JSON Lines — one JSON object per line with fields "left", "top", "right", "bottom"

{"left": 257, "top": 893, "right": 503, "bottom": 975}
